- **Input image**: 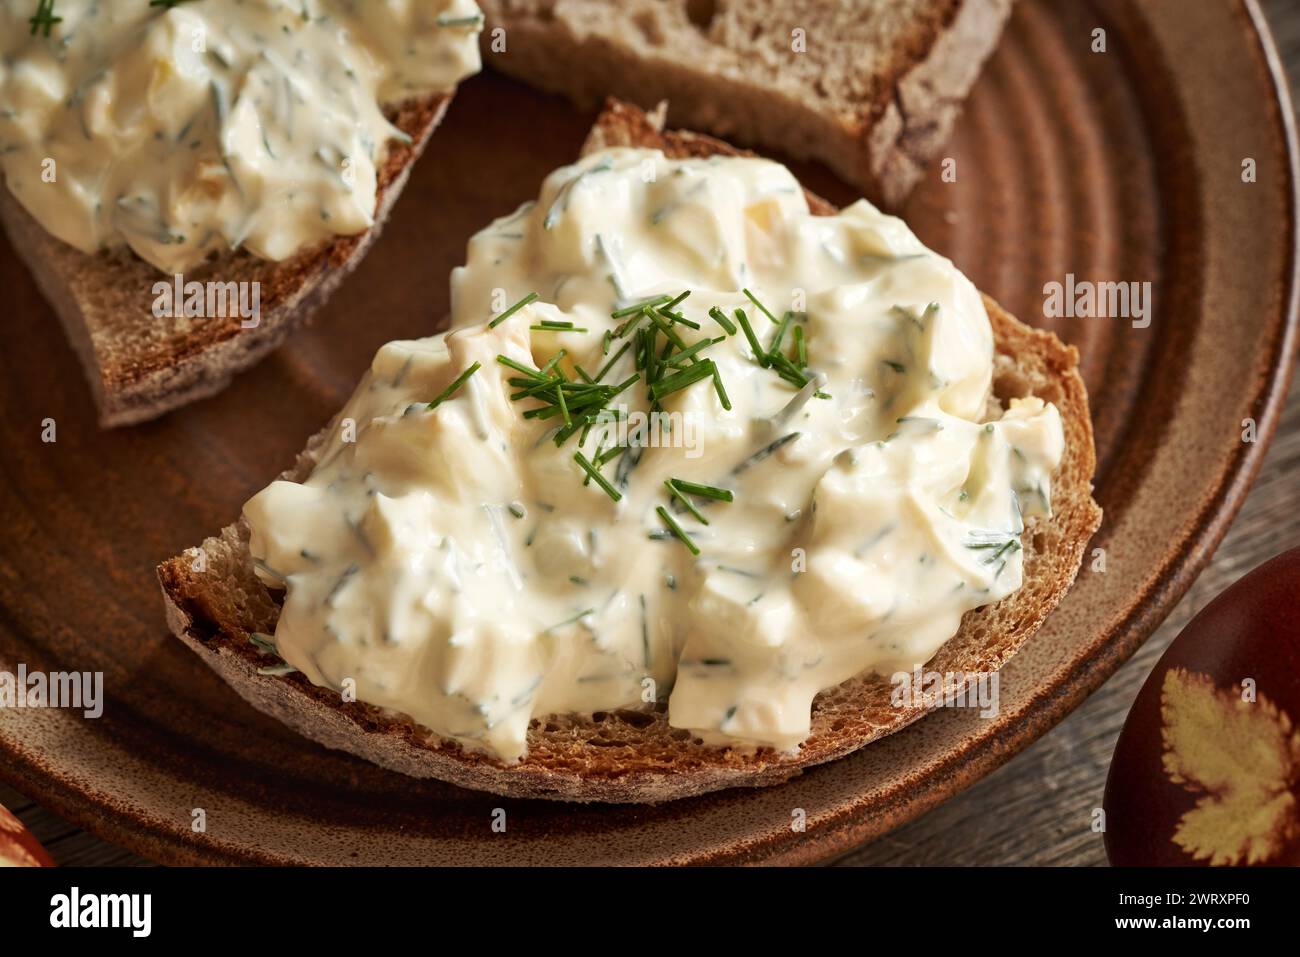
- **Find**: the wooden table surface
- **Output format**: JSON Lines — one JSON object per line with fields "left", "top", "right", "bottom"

{"left": 2, "top": 0, "right": 1298, "bottom": 867}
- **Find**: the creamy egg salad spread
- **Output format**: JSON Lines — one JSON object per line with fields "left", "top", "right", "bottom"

{"left": 243, "top": 148, "right": 1065, "bottom": 762}
{"left": 0, "top": 0, "right": 482, "bottom": 273}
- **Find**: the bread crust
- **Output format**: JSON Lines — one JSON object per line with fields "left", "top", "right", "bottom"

{"left": 476, "top": 0, "right": 1013, "bottom": 206}
{"left": 0, "top": 94, "right": 452, "bottom": 428}
{"left": 158, "top": 100, "right": 1101, "bottom": 803}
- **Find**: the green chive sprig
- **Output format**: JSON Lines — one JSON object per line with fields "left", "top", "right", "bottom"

{"left": 574, "top": 452, "right": 622, "bottom": 502}
{"left": 531, "top": 318, "right": 587, "bottom": 332}
{"left": 488, "top": 291, "right": 539, "bottom": 329}
{"left": 664, "top": 480, "right": 709, "bottom": 524}
{"left": 733, "top": 307, "right": 768, "bottom": 367}
{"left": 708, "top": 306, "right": 737, "bottom": 334}
{"left": 427, "top": 361, "right": 480, "bottom": 409}
{"left": 29, "top": 0, "right": 61, "bottom": 35}
{"left": 649, "top": 358, "right": 716, "bottom": 402}
{"left": 655, "top": 506, "right": 699, "bottom": 555}
{"left": 669, "top": 479, "right": 734, "bottom": 502}
{"left": 742, "top": 287, "right": 781, "bottom": 325}
{"left": 611, "top": 294, "right": 672, "bottom": 318}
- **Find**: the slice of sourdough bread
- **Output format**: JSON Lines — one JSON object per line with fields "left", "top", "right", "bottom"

{"left": 476, "top": 0, "right": 1013, "bottom": 207}
{"left": 157, "top": 99, "right": 1101, "bottom": 804}
{"left": 0, "top": 94, "right": 451, "bottom": 428}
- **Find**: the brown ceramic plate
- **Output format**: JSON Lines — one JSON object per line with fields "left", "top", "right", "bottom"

{"left": 0, "top": 0, "right": 1296, "bottom": 865}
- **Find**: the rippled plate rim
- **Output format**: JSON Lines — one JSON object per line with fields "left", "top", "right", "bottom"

{"left": 0, "top": 0, "right": 1296, "bottom": 867}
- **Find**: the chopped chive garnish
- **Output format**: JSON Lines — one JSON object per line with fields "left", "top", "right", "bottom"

{"left": 596, "top": 444, "right": 626, "bottom": 466}
{"left": 613, "top": 309, "right": 647, "bottom": 338}
{"left": 539, "top": 349, "right": 567, "bottom": 376}
{"left": 711, "top": 364, "right": 732, "bottom": 411}
{"left": 664, "top": 336, "right": 723, "bottom": 368}
{"left": 664, "top": 290, "right": 691, "bottom": 311}
{"left": 649, "top": 359, "right": 716, "bottom": 401}
{"left": 496, "top": 354, "right": 544, "bottom": 378}
{"left": 771, "top": 366, "right": 804, "bottom": 389}
{"left": 743, "top": 287, "right": 781, "bottom": 325}
{"left": 574, "top": 452, "right": 622, "bottom": 502}
{"left": 29, "top": 0, "right": 61, "bottom": 36}
{"left": 427, "top": 361, "right": 481, "bottom": 409}
{"left": 665, "top": 312, "right": 701, "bottom": 330}
{"left": 645, "top": 306, "right": 691, "bottom": 353}
{"left": 768, "top": 351, "right": 828, "bottom": 397}
{"left": 602, "top": 329, "right": 613, "bottom": 354}
{"left": 669, "top": 479, "right": 734, "bottom": 502}
{"left": 488, "top": 291, "right": 539, "bottom": 329}
{"left": 609, "top": 372, "right": 640, "bottom": 396}
{"left": 769, "top": 350, "right": 809, "bottom": 384}
{"left": 553, "top": 415, "right": 597, "bottom": 445}
{"left": 584, "top": 438, "right": 607, "bottom": 486}
{"left": 595, "top": 340, "right": 631, "bottom": 381}
{"left": 655, "top": 506, "right": 700, "bottom": 555}
{"left": 553, "top": 381, "right": 572, "bottom": 426}
{"left": 531, "top": 323, "right": 588, "bottom": 333}
{"left": 509, "top": 376, "right": 564, "bottom": 400}
{"left": 708, "top": 306, "right": 737, "bottom": 335}
{"left": 664, "top": 480, "right": 709, "bottom": 525}
{"left": 528, "top": 389, "right": 612, "bottom": 419}
{"left": 794, "top": 324, "right": 807, "bottom": 366}
{"left": 611, "top": 294, "right": 672, "bottom": 318}
{"left": 768, "top": 311, "right": 793, "bottom": 355}
{"left": 733, "top": 307, "right": 768, "bottom": 367}
{"left": 640, "top": 326, "right": 657, "bottom": 386}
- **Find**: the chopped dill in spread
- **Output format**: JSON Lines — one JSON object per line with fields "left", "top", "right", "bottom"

{"left": 239, "top": 146, "right": 1066, "bottom": 761}
{"left": 2, "top": 0, "right": 482, "bottom": 272}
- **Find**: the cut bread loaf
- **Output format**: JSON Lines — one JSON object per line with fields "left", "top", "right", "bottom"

{"left": 157, "top": 99, "right": 1101, "bottom": 804}
{"left": 477, "top": 0, "right": 1013, "bottom": 207}
{"left": 0, "top": 95, "right": 451, "bottom": 428}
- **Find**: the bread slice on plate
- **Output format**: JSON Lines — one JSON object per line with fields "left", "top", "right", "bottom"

{"left": 476, "top": 0, "right": 1013, "bottom": 207}
{"left": 0, "top": 95, "right": 451, "bottom": 428}
{"left": 158, "top": 99, "right": 1101, "bottom": 804}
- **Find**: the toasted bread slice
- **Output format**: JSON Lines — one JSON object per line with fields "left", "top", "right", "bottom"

{"left": 476, "top": 0, "right": 1013, "bottom": 207}
{"left": 158, "top": 99, "right": 1101, "bottom": 803}
{"left": 0, "top": 94, "right": 451, "bottom": 428}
